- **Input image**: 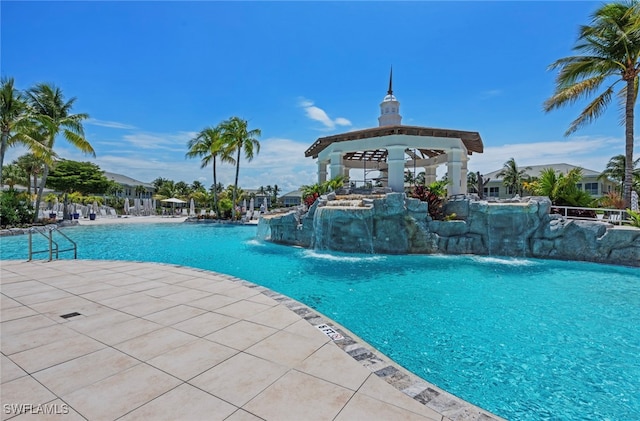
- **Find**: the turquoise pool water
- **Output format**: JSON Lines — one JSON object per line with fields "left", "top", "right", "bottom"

{"left": 1, "top": 223, "right": 639, "bottom": 420}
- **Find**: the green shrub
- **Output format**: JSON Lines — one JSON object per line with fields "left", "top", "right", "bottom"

{"left": 626, "top": 209, "right": 640, "bottom": 228}
{"left": 0, "top": 191, "right": 35, "bottom": 227}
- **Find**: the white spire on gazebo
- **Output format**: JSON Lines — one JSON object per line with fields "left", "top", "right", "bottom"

{"left": 378, "top": 67, "right": 402, "bottom": 127}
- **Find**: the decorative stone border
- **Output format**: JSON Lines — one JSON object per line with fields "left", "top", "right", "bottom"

{"left": 201, "top": 267, "right": 504, "bottom": 421}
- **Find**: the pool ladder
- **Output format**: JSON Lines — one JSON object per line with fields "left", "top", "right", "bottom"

{"left": 28, "top": 226, "right": 77, "bottom": 261}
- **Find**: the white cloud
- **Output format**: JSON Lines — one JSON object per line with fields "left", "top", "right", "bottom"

{"left": 467, "top": 136, "right": 623, "bottom": 175}
{"left": 121, "top": 131, "right": 197, "bottom": 152}
{"left": 480, "top": 89, "right": 502, "bottom": 99}
{"left": 299, "top": 98, "right": 352, "bottom": 130}
{"left": 87, "top": 119, "right": 137, "bottom": 130}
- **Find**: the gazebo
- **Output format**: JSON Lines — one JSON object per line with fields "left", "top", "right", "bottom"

{"left": 305, "top": 71, "right": 483, "bottom": 195}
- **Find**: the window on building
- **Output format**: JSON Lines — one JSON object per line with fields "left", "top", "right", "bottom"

{"left": 584, "top": 182, "right": 599, "bottom": 195}
{"left": 484, "top": 187, "right": 500, "bottom": 197}
{"left": 576, "top": 183, "right": 582, "bottom": 190}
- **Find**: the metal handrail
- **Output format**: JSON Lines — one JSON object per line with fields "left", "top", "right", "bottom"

{"left": 28, "top": 226, "right": 77, "bottom": 261}
{"left": 550, "top": 205, "right": 628, "bottom": 225}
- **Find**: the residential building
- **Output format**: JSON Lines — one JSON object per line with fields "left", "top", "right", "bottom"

{"left": 104, "top": 172, "right": 154, "bottom": 199}
{"left": 281, "top": 190, "right": 303, "bottom": 207}
{"left": 479, "top": 163, "right": 616, "bottom": 199}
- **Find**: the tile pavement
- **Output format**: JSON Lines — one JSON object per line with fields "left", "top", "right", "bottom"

{"left": 1, "top": 260, "right": 501, "bottom": 421}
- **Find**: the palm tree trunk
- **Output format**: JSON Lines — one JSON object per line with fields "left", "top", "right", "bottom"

{"left": 0, "top": 130, "right": 8, "bottom": 186}
{"left": 33, "top": 164, "right": 49, "bottom": 222}
{"left": 232, "top": 147, "right": 241, "bottom": 220}
{"left": 624, "top": 78, "right": 635, "bottom": 209}
{"left": 212, "top": 159, "right": 219, "bottom": 218}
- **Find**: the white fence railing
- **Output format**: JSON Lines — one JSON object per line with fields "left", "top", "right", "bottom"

{"left": 550, "top": 206, "right": 628, "bottom": 225}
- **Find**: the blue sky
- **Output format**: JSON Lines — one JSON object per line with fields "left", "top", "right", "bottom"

{"left": 2, "top": 1, "right": 635, "bottom": 193}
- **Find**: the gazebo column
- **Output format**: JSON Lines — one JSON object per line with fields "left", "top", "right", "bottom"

{"left": 329, "top": 152, "right": 344, "bottom": 180}
{"left": 386, "top": 146, "right": 406, "bottom": 193}
{"left": 318, "top": 160, "right": 328, "bottom": 184}
{"left": 461, "top": 156, "right": 468, "bottom": 193}
{"left": 423, "top": 165, "right": 437, "bottom": 185}
{"left": 447, "top": 148, "right": 464, "bottom": 196}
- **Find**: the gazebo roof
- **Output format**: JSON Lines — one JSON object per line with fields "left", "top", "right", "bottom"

{"left": 305, "top": 125, "right": 484, "bottom": 159}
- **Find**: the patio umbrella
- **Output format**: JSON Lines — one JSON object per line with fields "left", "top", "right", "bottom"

{"left": 242, "top": 199, "right": 247, "bottom": 214}
{"left": 263, "top": 197, "right": 268, "bottom": 212}
{"left": 189, "top": 198, "right": 195, "bottom": 217}
{"left": 161, "top": 197, "right": 186, "bottom": 216}
{"left": 249, "top": 197, "right": 254, "bottom": 211}
{"left": 124, "top": 198, "right": 130, "bottom": 215}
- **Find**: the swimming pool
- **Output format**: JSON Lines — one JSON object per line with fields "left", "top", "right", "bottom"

{"left": 1, "top": 223, "right": 638, "bottom": 420}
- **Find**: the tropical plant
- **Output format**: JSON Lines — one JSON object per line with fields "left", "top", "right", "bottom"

{"left": 301, "top": 176, "right": 346, "bottom": 206}
{"left": 154, "top": 179, "right": 178, "bottom": 199}
{"left": 15, "top": 153, "right": 45, "bottom": 194}
{"left": 598, "top": 154, "right": 640, "bottom": 192}
{"left": 1, "top": 77, "right": 49, "bottom": 186}
{"left": 135, "top": 185, "right": 146, "bottom": 199}
{"left": 544, "top": 1, "right": 640, "bottom": 208}
{"left": 497, "top": 158, "right": 531, "bottom": 196}
{"left": 404, "top": 170, "right": 415, "bottom": 185}
{"left": 528, "top": 167, "right": 594, "bottom": 206}
{"left": 272, "top": 184, "right": 280, "bottom": 205}
{"left": 467, "top": 171, "right": 478, "bottom": 193}
{"left": 0, "top": 190, "right": 34, "bottom": 226}
{"left": 598, "top": 191, "right": 626, "bottom": 208}
{"left": 219, "top": 117, "right": 261, "bottom": 220}
{"left": 626, "top": 208, "right": 640, "bottom": 226}
{"left": 191, "top": 180, "right": 205, "bottom": 193}
{"left": 1, "top": 163, "right": 27, "bottom": 190}
{"left": 408, "top": 181, "right": 448, "bottom": 220}
{"left": 26, "top": 83, "right": 94, "bottom": 221}
{"left": 186, "top": 126, "right": 235, "bottom": 218}
{"left": 46, "top": 160, "right": 112, "bottom": 195}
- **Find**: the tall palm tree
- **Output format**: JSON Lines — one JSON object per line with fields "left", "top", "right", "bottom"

{"left": 26, "top": 83, "right": 94, "bottom": 221}
{"left": 219, "top": 117, "right": 261, "bottom": 220}
{"left": 186, "top": 126, "right": 235, "bottom": 218}
{"left": 497, "top": 158, "right": 531, "bottom": 196}
{"left": 544, "top": 1, "right": 640, "bottom": 208}
{"left": 1, "top": 77, "right": 49, "bottom": 186}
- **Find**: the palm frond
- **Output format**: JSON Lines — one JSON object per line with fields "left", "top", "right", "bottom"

{"left": 565, "top": 86, "right": 614, "bottom": 135}
{"left": 544, "top": 76, "right": 610, "bottom": 111}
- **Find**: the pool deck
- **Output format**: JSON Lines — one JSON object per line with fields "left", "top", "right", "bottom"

{"left": 1, "top": 260, "right": 501, "bottom": 421}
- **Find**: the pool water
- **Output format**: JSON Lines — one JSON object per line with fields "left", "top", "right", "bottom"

{"left": 2, "top": 223, "right": 639, "bottom": 420}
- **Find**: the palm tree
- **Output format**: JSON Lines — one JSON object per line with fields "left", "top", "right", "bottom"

{"left": 15, "top": 153, "right": 45, "bottom": 194}
{"left": 598, "top": 154, "right": 640, "bottom": 192}
{"left": 544, "top": 1, "right": 640, "bottom": 208}
{"left": 529, "top": 167, "right": 593, "bottom": 206}
{"left": 2, "top": 163, "right": 27, "bottom": 190}
{"left": 135, "top": 185, "right": 146, "bottom": 199}
{"left": 219, "top": 117, "right": 261, "bottom": 220}
{"left": 1, "top": 77, "right": 49, "bottom": 186}
{"left": 26, "top": 83, "right": 94, "bottom": 221}
{"left": 191, "top": 180, "right": 205, "bottom": 193}
{"left": 272, "top": 184, "right": 280, "bottom": 204}
{"left": 497, "top": 158, "right": 531, "bottom": 196}
{"left": 467, "top": 171, "right": 478, "bottom": 193}
{"left": 186, "top": 126, "right": 235, "bottom": 218}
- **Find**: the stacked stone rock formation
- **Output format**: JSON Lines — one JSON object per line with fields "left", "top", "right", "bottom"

{"left": 260, "top": 193, "right": 640, "bottom": 267}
